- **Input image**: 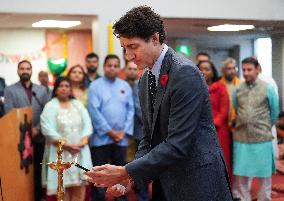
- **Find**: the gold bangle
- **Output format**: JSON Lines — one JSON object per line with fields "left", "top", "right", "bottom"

{"left": 82, "top": 138, "right": 88, "bottom": 146}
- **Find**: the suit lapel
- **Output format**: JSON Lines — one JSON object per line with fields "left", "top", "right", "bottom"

{"left": 140, "top": 71, "right": 153, "bottom": 129}
{"left": 151, "top": 49, "right": 172, "bottom": 136}
{"left": 145, "top": 72, "right": 154, "bottom": 128}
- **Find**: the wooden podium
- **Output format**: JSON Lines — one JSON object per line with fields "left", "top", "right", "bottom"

{"left": 0, "top": 107, "right": 34, "bottom": 201}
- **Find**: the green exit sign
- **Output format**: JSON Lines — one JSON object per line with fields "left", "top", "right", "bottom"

{"left": 176, "top": 45, "right": 192, "bottom": 56}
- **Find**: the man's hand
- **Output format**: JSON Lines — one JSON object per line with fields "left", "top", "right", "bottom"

{"left": 63, "top": 144, "right": 81, "bottom": 154}
{"left": 116, "top": 131, "right": 125, "bottom": 142}
{"left": 84, "top": 164, "right": 130, "bottom": 187}
{"left": 106, "top": 179, "right": 133, "bottom": 197}
{"left": 108, "top": 130, "right": 118, "bottom": 142}
{"left": 108, "top": 130, "right": 125, "bottom": 143}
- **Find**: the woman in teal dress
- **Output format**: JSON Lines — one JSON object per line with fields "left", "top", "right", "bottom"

{"left": 41, "top": 77, "right": 93, "bottom": 201}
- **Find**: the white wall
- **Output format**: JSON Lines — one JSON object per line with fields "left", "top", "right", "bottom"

{"left": 170, "top": 38, "right": 198, "bottom": 62}
{"left": 0, "top": 29, "right": 47, "bottom": 85}
{"left": 0, "top": 0, "right": 283, "bottom": 85}
{"left": 238, "top": 39, "right": 254, "bottom": 78}
{"left": 170, "top": 37, "right": 254, "bottom": 73}
{"left": 0, "top": 0, "right": 284, "bottom": 21}
{"left": 255, "top": 38, "right": 272, "bottom": 79}
{"left": 272, "top": 36, "right": 284, "bottom": 109}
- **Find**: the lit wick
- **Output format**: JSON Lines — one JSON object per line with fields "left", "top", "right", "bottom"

{"left": 72, "top": 155, "right": 90, "bottom": 172}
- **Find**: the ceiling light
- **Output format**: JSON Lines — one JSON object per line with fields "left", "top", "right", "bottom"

{"left": 207, "top": 24, "right": 255, "bottom": 32}
{"left": 32, "top": 20, "right": 81, "bottom": 28}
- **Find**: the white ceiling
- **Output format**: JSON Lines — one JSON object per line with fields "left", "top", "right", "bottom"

{"left": 164, "top": 18, "right": 284, "bottom": 48}
{"left": 164, "top": 18, "right": 284, "bottom": 36}
{"left": 0, "top": 13, "right": 283, "bottom": 49}
{"left": 0, "top": 13, "right": 96, "bottom": 30}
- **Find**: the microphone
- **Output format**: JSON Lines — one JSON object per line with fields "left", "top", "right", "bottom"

{"left": 32, "top": 91, "right": 44, "bottom": 110}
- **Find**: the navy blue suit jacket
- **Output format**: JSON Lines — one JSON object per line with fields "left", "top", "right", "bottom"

{"left": 125, "top": 47, "right": 232, "bottom": 201}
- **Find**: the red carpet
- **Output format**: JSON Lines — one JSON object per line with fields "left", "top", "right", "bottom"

{"left": 251, "top": 174, "right": 284, "bottom": 201}
{"left": 46, "top": 175, "right": 284, "bottom": 201}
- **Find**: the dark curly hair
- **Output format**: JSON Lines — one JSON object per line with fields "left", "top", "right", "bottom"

{"left": 197, "top": 61, "right": 219, "bottom": 83}
{"left": 52, "top": 76, "right": 74, "bottom": 99}
{"left": 113, "top": 6, "right": 166, "bottom": 44}
{"left": 242, "top": 57, "right": 260, "bottom": 68}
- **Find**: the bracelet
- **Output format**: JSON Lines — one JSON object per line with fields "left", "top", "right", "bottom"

{"left": 81, "top": 138, "right": 89, "bottom": 146}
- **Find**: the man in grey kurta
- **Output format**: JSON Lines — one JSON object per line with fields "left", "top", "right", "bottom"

{"left": 232, "top": 57, "right": 279, "bottom": 201}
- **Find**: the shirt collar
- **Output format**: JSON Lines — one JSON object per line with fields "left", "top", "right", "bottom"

{"left": 148, "top": 44, "right": 168, "bottom": 78}
{"left": 21, "top": 81, "right": 32, "bottom": 89}
{"left": 103, "top": 76, "right": 117, "bottom": 83}
{"left": 246, "top": 78, "right": 259, "bottom": 88}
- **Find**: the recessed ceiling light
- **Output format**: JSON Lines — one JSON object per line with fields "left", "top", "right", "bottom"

{"left": 32, "top": 20, "right": 81, "bottom": 28}
{"left": 207, "top": 24, "right": 255, "bottom": 32}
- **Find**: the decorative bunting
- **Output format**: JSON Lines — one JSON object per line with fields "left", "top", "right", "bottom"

{"left": 0, "top": 48, "right": 46, "bottom": 64}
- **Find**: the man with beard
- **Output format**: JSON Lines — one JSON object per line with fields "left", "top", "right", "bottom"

{"left": 219, "top": 58, "right": 241, "bottom": 200}
{"left": 4, "top": 60, "right": 49, "bottom": 201}
{"left": 85, "top": 52, "right": 101, "bottom": 87}
{"left": 219, "top": 58, "right": 241, "bottom": 128}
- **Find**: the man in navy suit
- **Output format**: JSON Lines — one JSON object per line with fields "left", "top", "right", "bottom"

{"left": 86, "top": 6, "right": 232, "bottom": 201}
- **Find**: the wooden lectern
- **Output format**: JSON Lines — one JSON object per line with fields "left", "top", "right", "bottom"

{"left": 0, "top": 107, "right": 34, "bottom": 201}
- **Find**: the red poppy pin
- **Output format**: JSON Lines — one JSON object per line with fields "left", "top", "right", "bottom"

{"left": 160, "top": 74, "right": 169, "bottom": 87}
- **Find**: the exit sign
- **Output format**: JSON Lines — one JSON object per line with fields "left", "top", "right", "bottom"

{"left": 176, "top": 45, "right": 192, "bottom": 56}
